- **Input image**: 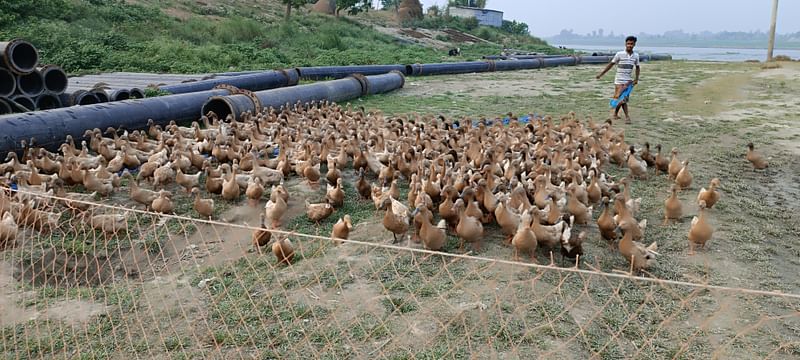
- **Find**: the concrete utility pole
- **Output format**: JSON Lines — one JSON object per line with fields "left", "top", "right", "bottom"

{"left": 767, "top": 0, "right": 779, "bottom": 61}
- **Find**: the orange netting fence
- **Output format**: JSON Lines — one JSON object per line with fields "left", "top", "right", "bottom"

{"left": 1, "top": 191, "right": 799, "bottom": 359}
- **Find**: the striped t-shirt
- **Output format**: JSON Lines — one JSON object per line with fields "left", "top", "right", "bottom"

{"left": 612, "top": 51, "right": 640, "bottom": 84}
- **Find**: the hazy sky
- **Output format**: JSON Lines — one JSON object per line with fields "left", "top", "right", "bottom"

{"left": 417, "top": 1, "right": 800, "bottom": 37}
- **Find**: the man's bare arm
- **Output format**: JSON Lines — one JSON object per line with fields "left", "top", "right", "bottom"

{"left": 634, "top": 66, "right": 640, "bottom": 85}
{"left": 596, "top": 62, "right": 615, "bottom": 79}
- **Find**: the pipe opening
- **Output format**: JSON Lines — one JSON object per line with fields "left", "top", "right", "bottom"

{"left": 75, "top": 92, "right": 99, "bottom": 105}
{"left": 201, "top": 97, "right": 233, "bottom": 122}
{"left": 17, "top": 71, "right": 44, "bottom": 96}
{"left": 36, "top": 93, "right": 61, "bottom": 110}
{"left": 0, "top": 69, "right": 15, "bottom": 97}
{"left": 111, "top": 89, "right": 130, "bottom": 101}
{"left": 42, "top": 67, "right": 68, "bottom": 94}
{"left": 129, "top": 88, "right": 145, "bottom": 99}
{"left": 6, "top": 40, "right": 39, "bottom": 74}
{"left": 92, "top": 90, "right": 109, "bottom": 103}
{"left": 11, "top": 96, "right": 35, "bottom": 112}
{"left": 0, "top": 99, "right": 11, "bottom": 115}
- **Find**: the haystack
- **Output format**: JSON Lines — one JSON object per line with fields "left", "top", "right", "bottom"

{"left": 397, "top": 0, "right": 423, "bottom": 22}
{"left": 312, "top": 0, "right": 336, "bottom": 15}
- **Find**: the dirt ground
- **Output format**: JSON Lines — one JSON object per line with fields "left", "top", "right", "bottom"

{"left": 2, "top": 60, "right": 800, "bottom": 359}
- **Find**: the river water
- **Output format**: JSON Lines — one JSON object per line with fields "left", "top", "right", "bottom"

{"left": 557, "top": 44, "right": 800, "bottom": 62}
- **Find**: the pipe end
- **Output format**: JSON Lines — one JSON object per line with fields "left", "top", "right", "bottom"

{"left": 10, "top": 95, "right": 35, "bottom": 113}
{"left": 92, "top": 90, "right": 109, "bottom": 103}
{"left": 129, "top": 88, "right": 145, "bottom": 99}
{"left": 201, "top": 96, "right": 234, "bottom": 122}
{"left": 40, "top": 65, "right": 68, "bottom": 95}
{"left": 16, "top": 70, "right": 44, "bottom": 97}
{"left": 0, "top": 98, "right": 12, "bottom": 115}
{"left": 389, "top": 70, "right": 406, "bottom": 89}
{"left": 35, "top": 93, "right": 62, "bottom": 110}
{"left": 0, "top": 68, "right": 15, "bottom": 97}
{"left": 110, "top": 89, "right": 131, "bottom": 102}
{"left": 283, "top": 68, "right": 301, "bottom": 86}
{"left": 3, "top": 39, "right": 39, "bottom": 75}
{"left": 71, "top": 90, "right": 99, "bottom": 106}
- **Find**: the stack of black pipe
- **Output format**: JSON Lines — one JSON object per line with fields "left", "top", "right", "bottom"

{"left": 0, "top": 39, "right": 69, "bottom": 114}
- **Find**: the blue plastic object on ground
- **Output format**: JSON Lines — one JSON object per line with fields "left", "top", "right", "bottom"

{"left": 610, "top": 83, "right": 634, "bottom": 108}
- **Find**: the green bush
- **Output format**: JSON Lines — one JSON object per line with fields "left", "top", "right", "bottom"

{"left": 462, "top": 17, "right": 479, "bottom": 31}
{"left": 475, "top": 27, "right": 493, "bottom": 41}
{"left": 0, "top": 0, "right": 71, "bottom": 25}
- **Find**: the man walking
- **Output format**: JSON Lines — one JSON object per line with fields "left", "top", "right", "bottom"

{"left": 596, "top": 36, "right": 640, "bottom": 124}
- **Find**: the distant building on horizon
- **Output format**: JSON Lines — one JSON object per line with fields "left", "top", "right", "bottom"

{"left": 449, "top": 6, "right": 503, "bottom": 28}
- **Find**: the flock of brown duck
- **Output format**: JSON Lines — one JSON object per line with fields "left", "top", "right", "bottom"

{"left": 0, "top": 101, "right": 771, "bottom": 273}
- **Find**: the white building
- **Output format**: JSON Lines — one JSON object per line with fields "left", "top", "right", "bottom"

{"left": 449, "top": 6, "right": 503, "bottom": 28}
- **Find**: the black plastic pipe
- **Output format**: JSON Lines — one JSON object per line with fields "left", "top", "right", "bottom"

{"left": 201, "top": 78, "right": 363, "bottom": 122}
{"left": 213, "top": 70, "right": 262, "bottom": 77}
{"left": 110, "top": 89, "right": 131, "bottom": 101}
{"left": 16, "top": 70, "right": 44, "bottom": 97}
{"left": 0, "top": 39, "right": 39, "bottom": 75}
{"left": 75, "top": 91, "right": 99, "bottom": 105}
{"left": 246, "top": 55, "right": 671, "bottom": 83}
{"left": 577, "top": 56, "right": 614, "bottom": 65}
{"left": 38, "top": 65, "right": 68, "bottom": 95}
{"left": 642, "top": 54, "right": 672, "bottom": 61}
{"left": 543, "top": 56, "right": 581, "bottom": 67}
{"left": 201, "top": 72, "right": 405, "bottom": 121}
{"left": 92, "top": 89, "right": 109, "bottom": 103}
{"left": 10, "top": 95, "right": 35, "bottom": 112}
{"left": 589, "top": 52, "right": 616, "bottom": 57}
{"left": 0, "top": 89, "right": 232, "bottom": 153}
{"left": 409, "top": 61, "right": 495, "bottom": 76}
{"left": 0, "top": 98, "right": 12, "bottom": 115}
{"left": 65, "top": 90, "right": 100, "bottom": 106}
{"left": 158, "top": 69, "right": 300, "bottom": 95}
{"left": 129, "top": 88, "right": 145, "bottom": 99}
{"left": 35, "top": 93, "right": 61, "bottom": 110}
{"left": 297, "top": 65, "right": 407, "bottom": 80}
{"left": 353, "top": 71, "right": 406, "bottom": 95}
{"left": 493, "top": 59, "right": 543, "bottom": 71}
{"left": 407, "top": 57, "right": 587, "bottom": 76}
{"left": 0, "top": 68, "right": 15, "bottom": 97}
{"left": 482, "top": 54, "right": 567, "bottom": 60}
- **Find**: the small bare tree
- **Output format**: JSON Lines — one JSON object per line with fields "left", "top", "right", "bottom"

{"left": 282, "top": 0, "right": 307, "bottom": 18}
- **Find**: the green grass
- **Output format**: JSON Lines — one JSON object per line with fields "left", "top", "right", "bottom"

{"left": 0, "top": 0, "right": 561, "bottom": 75}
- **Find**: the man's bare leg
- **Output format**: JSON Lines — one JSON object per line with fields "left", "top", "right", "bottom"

{"left": 622, "top": 103, "right": 631, "bottom": 123}
{"left": 611, "top": 84, "right": 624, "bottom": 120}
